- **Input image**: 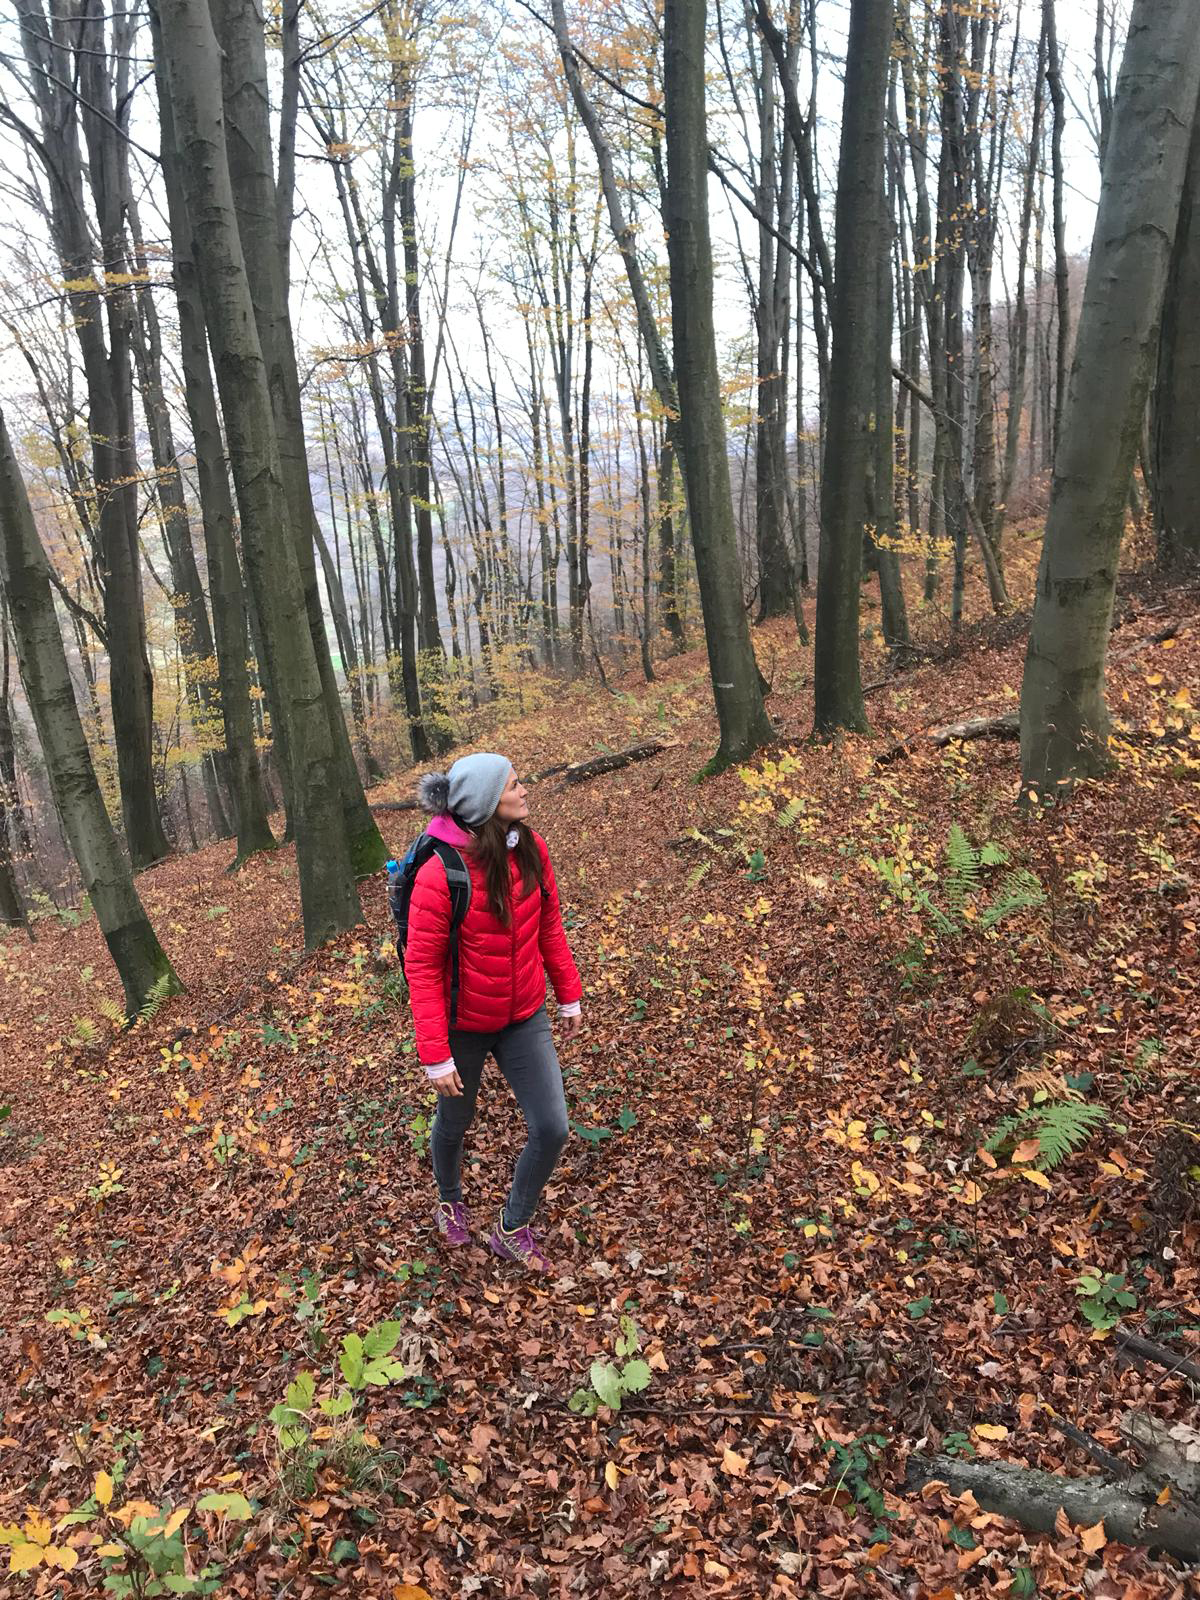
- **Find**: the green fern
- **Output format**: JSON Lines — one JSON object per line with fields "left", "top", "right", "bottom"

{"left": 777, "top": 797, "right": 805, "bottom": 830}
{"left": 72, "top": 1017, "right": 98, "bottom": 1045}
{"left": 686, "top": 860, "right": 711, "bottom": 889}
{"left": 943, "top": 826, "right": 1008, "bottom": 917}
{"left": 98, "top": 997, "right": 125, "bottom": 1028}
{"left": 980, "top": 868, "right": 1046, "bottom": 930}
{"left": 985, "top": 1101, "right": 1109, "bottom": 1172}
{"left": 136, "top": 971, "right": 175, "bottom": 1026}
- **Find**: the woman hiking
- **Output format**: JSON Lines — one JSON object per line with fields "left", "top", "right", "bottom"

{"left": 406, "top": 752, "right": 583, "bottom": 1272}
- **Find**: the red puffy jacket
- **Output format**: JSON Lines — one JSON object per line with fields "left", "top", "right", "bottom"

{"left": 405, "top": 814, "right": 582, "bottom": 1064}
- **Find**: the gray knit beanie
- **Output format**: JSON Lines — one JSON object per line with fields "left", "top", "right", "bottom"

{"left": 417, "top": 752, "right": 512, "bottom": 828}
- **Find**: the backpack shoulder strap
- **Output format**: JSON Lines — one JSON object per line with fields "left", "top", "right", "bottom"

{"left": 427, "top": 840, "right": 472, "bottom": 1028}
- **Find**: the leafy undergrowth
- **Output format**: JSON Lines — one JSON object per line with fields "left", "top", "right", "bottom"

{"left": 2, "top": 554, "right": 1199, "bottom": 1598}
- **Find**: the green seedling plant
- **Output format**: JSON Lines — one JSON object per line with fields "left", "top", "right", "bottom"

{"left": 569, "top": 1315, "right": 651, "bottom": 1416}
{"left": 1076, "top": 1270, "right": 1137, "bottom": 1331}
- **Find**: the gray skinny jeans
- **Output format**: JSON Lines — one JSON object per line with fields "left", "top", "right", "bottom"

{"left": 431, "top": 1005, "right": 569, "bottom": 1229}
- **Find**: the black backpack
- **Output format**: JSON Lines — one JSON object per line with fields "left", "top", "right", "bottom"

{"left": 386, "top": 836, "right": 472, "bottom": 1027}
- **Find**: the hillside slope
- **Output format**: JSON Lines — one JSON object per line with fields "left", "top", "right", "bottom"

{"left": 1, "top": 568, "right": 1198, "bottom": 1598}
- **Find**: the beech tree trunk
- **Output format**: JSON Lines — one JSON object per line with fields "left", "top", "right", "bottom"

{"left": 152, "top": 37, "right": 277, "bottom": 865}
{"left": 0, "top": 404, "right": 179, "bottom": 1010}
{"left": 1152, "top": 101, "right": 1200, "bottom": 572}
{"left": 154, "top": 0, "right": 361, "bottom": 944}
{"left": 15, "top": 0, "right": 170, "bottom": 872}
{"left": 1020, "top": 0, "right": 1200, "bottom": 794}
{"left": 813, "top": 0, "right": 893, "bottom": 734}
{"left": 663, "top": 0, "right": 773, "bottom": 772}
{"left": 210, "top": 0, "right": 388, "bottom": 872}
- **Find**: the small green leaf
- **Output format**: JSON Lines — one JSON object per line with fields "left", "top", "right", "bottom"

{"left": 906, "top": 1296, "right": 932, "bottom": 1320}
{"left": 590, "top": 1360, "right": 624, "bottom": 1411}
{"left": 620, "top": 1358, "right": 651, "bottom": 1394}
{"left": 339, "top": 1333, "right": 366, "bottom": 1389}
{"left": 993, "top": 1291, "right": 1009, "bottom": 1315}
{"left": 329, "top": 1538, "right": 359, "bottom": 1564}
{"left": 196, "top": 1492, "right": 252, "bottom": 1521}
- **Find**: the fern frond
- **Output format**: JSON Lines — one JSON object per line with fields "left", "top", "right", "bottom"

{"left": 686, "top": 860, "right": 711, "bottom": 888}
{"left": 777, "top": 797, "right": 805, "bottom": 829}
{"left": 136, "top": 971, "right": 174, "bottom": 1025}
{"left": 986, "top": 1100, "right": 1108, "bottom": 1170}
{"left": 980, "top": 869, "right": 1046, "bottom": 929}
{"left": 943, "top": 824, "right": 982, "bottom": 915}
{"left": 98, "top": 997, "right": 125, "bottom": 1027}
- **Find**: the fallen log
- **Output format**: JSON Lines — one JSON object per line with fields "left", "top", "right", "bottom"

{"left": 1115, "top": 1326, "right": 1200, "bottom": 1388}
{"left": 906, "top": 1454, "right": 1200, "bottom": 1561}
{"left": 562, "top": 739, "right": 668, "bottom": 784}
{"left": 368, "top": 741, "right": 669, "bottom": 813}
{"left": 875, "top": 712, "right": 1020, "bottom": 766}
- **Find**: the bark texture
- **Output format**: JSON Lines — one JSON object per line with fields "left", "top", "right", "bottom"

{"left": 664, "top": 0, "right": 773, "bottom": 771}
{"left": 1020, "top": 1, "right": 1200, "bottom": 793}
{"left": 0, "top": 403, "right": 179, "bottom": 1011}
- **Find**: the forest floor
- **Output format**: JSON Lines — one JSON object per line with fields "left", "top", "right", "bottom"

{"left": 2, "top": 537, "right": 1199, "bottom": 1599}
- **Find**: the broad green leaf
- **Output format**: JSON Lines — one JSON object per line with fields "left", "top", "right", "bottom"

{"left": 363, "top": 1320, "right": 402, "bottom": 1359}
{"left": 363, "top": 1357, "right": 405, "bottom": 1386}
{"left": 590, "top": 1360, "right": 623, "bottom": 1411}
{"left": 286, "top": 1372, "right": 315, "bottom": 1413}
{"left": 196, "top": 1493, "right": 252, "bottom": 1521}
{"left": 339, "top": 1333, "right": 365, "bottom": 1389}
{"left": 319, "top": 1391, "right": 354, "bottom": 1418}
{"left": 620, "top": 1358, "right": 651, "bottom": 1394}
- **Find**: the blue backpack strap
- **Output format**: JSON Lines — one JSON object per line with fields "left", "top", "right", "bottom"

{"left": 428, "top": 840, "right": 471, "bottom": 1028}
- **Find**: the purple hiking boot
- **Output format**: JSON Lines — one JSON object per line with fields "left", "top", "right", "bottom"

{"left": 434, "top": 1201, "right": 471, "bottom": 1247}
{"left": 488, "top": 1216, "right": 552, "bottom": 1273}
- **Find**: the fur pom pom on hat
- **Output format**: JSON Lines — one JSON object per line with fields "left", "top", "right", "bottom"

{"left": 417, "top": 752, "right": 512, "bottom": 828}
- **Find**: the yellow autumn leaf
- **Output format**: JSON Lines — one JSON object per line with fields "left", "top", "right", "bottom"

{"left": 972, "top": 1423, "right": 1008, "bottom": 1441}
{"left": 604, "top": 1461, "right": 619, "bottom": 1491}
{"left": 47, "top": 1545, "right": 79, "bottom": 1571}
{"left": 23, "top": 1513, "right": 51, "bottom": 1547}
{"left": 9, "top": 1541, "right": 42, "bottom": 1573}
{"left": 163, "top": 1507, "right": 189, "bottom": 1539}
{"left": 94, "top": 1471, "right": 114, "bottom": 1508}
{"left": 961, "top": 1180, "right": 984, "bottom": 1205}
{"left": 1020, "top": 1168, "right": 1052, "bottom": 1190}
{"left": 722, "top": 1446, "right": 749, "bottom": 1477}
{"left": 96, "top": 1542, "right": 125, "bottom": 1557}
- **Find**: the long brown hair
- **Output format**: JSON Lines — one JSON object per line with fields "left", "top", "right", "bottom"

{"left": 470, "top": 814, "right": 543, "bottom": 924}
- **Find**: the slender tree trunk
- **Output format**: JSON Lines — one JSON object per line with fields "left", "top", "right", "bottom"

{"left": 1020, "top": 0, "right": 1200, "bottom": 794}
{"left": 1044, "top": 0, "right": 1070, "bottom": 463}
{"left": 0, "top": 404, "right": 179, "bottom": 1009}
{"left": 813, "top": 0, "right": 893, "bottom": 734}
{"left": 876, "top": 149, "right": 909, "bottom": 650}
{"left": 154, "top": 0, "right": 361, "bottom": 944}
{"left": 152, "top": 41, "right": 277, "bottom": 865}
{"left": 211, "top": 0, "right": 388, "bottom": 873}
{"left": 664, "top": 0, "right": 773, "bottom": 771}
{"left": 1152, "top": 101, "right": 1200, "bottom": 572}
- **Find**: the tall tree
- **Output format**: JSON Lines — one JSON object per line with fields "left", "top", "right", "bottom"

{"left": 209, "top": 0, "right": 390, "bottom": 869}
{"left": 1152, "top": 101, "right": 1200, "bottom": 572}
{"left": 152, "top": 46, "right": 278, "bottom": 865}
{"left": 1020, "top": 0, "right": 1200, "bottom": 794}
{"left": 13, "top": 0, "right": 170, "bottom": 870}
{"left": 812, "top": 0, "right": 892, "bottom": 735}
{"left": 153, "top": 0, "right": 362, "bottom": 944}
{"left": 664, "top": 0, "right": 773, "bottom": 770}
{"left": 0, "top": 403, "right": 179, "bottom": 1009}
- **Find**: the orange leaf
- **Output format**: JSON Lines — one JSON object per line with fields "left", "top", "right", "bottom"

{"left": 1011, "top": 1138, "right": 1041, "bottom": 1164}
{"left": 721, "top": 1446, "right": 749, "bottom": 1477}
{"left": 1079, "top": 1520, "right": 1106, "bottom": 1554}
{"left": 1054, "top": 1505, "right": 1071, "bottom": 1538}
{"left": 392, "top": 1587, "right": 434, "bottom": 1600}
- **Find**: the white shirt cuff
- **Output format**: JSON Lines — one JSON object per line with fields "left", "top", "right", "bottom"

{"left": 559, "top": 1000, "right": 581, "bottom": 1017}
{"left": 425, "top": 1058, "right": 456, "bottom": 1080}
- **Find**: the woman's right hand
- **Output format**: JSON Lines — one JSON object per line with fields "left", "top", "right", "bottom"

{"left": 432, "top": 1067, "right": 464, "bottom": 1097}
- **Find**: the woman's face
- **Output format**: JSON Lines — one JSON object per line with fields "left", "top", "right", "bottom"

{"left": 495, "top": 767, "right": 529, "bottom": 824}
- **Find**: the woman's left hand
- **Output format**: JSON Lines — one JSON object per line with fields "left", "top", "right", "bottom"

{"left": 560, "top": 1009, "right": 583, "bottom": 1040}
